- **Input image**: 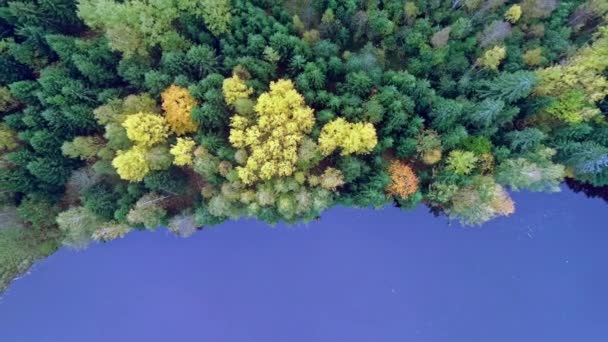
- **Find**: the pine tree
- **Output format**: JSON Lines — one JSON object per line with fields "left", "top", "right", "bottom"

{"left": 478, "top": 71, "right": 537, "bottom": 102}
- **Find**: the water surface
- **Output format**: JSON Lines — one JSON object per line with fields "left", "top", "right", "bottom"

{"left": 1, "top": 187, "right": 607, "bottom": 341}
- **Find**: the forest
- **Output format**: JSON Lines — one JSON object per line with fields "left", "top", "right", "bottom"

{"left": 1, "top": 0, "right": 608, "bottom": 292}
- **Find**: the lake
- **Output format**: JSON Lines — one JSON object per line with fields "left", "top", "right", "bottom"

{"left": 0, "top": 187, "right": 607, "bottom": 342}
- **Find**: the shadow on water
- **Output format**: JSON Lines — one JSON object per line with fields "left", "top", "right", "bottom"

{"left": 566, "top": 178, "right": 608, "bottom": 203}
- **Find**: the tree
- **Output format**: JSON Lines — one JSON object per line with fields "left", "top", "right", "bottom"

{"left": 480, "top": 21, "right": 512, "bottom": 48}
{"left": 536, "top": 26, "right": 608, "bottom": 102}
{"left": 448, "top": 176, "right": 515, "bottom": 226}
{"left": 447, "top": 150, "right": 478, "bottom": 175}
{"left": 505, "top": 5, "right": 522, "bottom": 23}
{"left": 82, "top": 182, "right": 120, "bottom": 220}
{"left": 431, "top": 27, "right": 451, "bottom": 49}
{"left": 122, "top": 112, "right": 169, "bottom": 147}
{"left": 228, "top": 79, "right": 315, "bottom": 184}
{"left": 0, "top": 87, "right": 18, "bottom": 113}
{"left": 521, "top": 0, "right": 557, "bottom": 19}
{"left": 496, "top": 148, "right": 565, "bottom": 192}
{"left": 506, "top": 128, "right": 545, "bottom": 152}
{"left": 161, "top": 85, "right": 198, "bottom": 135}
{"left": 186, "top": 45, "right": 219, "bottom": 78}
{"left": 569, "top": 0, "right": 608, "bottom": 32}
{"left": 522, "top": 48, "right": 545, "bottom": 66}
{"left": 478, "top": 71, "right": 537, "bottom": 102}
{"left": 386, "top": 161, "right": 418, "bottom": 199}
{"left": 77, "top": 0, "right": 204, "bottom": 56}
{"left": 26, "top": 158, "right": 72, "bottom": 186}
{"left": 319, "top": 168, "right": 345, "bottom": 191}
{"left": 17, "top": 195, "right": 60, "bottom": 230}
{"left": 478, "top": 46, "right": 507, "bottom": 70}
{"left": 61, "top": 136, "right": 104, "bottom": 161}
{"left": 0, "top": 124, "right": 18, "bottom": 152}
{"left": 468, "top": 99, "right": 506, "bottom": 128}
{"left": 318, "top": 118, "right": 378, "bottom": 156}
{"left": 545, "top": 90, "right": 599, "bottom": 124}
{"left": 92, "top": 223, "right": 132, "bottom": 242}
{"left": 416, "top": 130, "right": 443, "bottom": 165}
{"left": 167, "top": 214, "right": 198, "bottom": 237}
{"left": 559, "top": 141, "right": 608, "bottom": 186}
{"left": 170, "top": 137, "right": 196, "bottom": 166}
{"left": 112, "top": 147, "right": 150, "bottom": 181}
{"left": 56, "top": 207, "right": 102, "bottom": 249}
{"left": 461, "top": 136, "right": 493, "bottom": 155}
{"left": 223, "top": 73, "right": 253, "bottom": 106}
{"left": 126, "top": 192, "right": 167, "bottom": 230}
{"left": 199, "top": 0, "right": 231, "bottom": 36}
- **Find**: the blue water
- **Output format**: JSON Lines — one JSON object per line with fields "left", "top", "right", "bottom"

{"left": 1, "top": 187, "right": 607, "bottom": 342}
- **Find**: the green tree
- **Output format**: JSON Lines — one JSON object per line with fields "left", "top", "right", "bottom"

{"left": 447, "top": 150, "right": 478, "bottom": 175}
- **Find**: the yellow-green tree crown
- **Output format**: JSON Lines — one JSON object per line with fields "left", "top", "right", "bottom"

{"left": 479, "top": 46, "right": 507, "bottom": 70}
{"left": 0, "top": 124, "right": 17, "bottom": 152}
{"left": 227, "top": 79, "right": 315, "bottom": 185}
{"left": 112, "top": 147, "right": 150, "bottom": 182}
{"left": 223, "top": 74, "right": 254, "bottom": 106}
{"left": 318, "top": 118, "right": 378, "bottom": 156}
{"left": 536, "top": 26, "right": 608, "bottom": 102}
{"left": 122, "top": 112, "right": 169, "bottom": 147}
{"left": 170, "top": 137, "right": 196, "bottom": 166}
{"left": 505, "top": 5, "right": 522, "bottom": 23}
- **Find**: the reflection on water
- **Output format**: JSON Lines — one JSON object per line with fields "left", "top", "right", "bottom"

{"left": 566, "top": 178, "right": 608, "bottom": 203}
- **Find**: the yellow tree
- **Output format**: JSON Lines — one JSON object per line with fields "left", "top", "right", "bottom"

{"left": 223, "top": 73, "right": 254, "bottom": 106}
{"left": 122, "top": 112, "right": 169, "bottom": 147}
{"left": 505, "top": 5, "right": 522, "bottom": 23}
{"left": 161, "top": 85, "right": 198, "bottom": 135}
{"left": 228, "top": 79, "right": 315, "bottom": 185}
{"left": 318, "top": 118, "right": 378, "bottom": 156}
{"left": 478, "top": 46, "right": 507, "bottom": 70}
{"left": 170, "top": 137, "right": 196, "bottom": 166}
{"left": 112, "top": 147, "right": 150, "bottom": 181}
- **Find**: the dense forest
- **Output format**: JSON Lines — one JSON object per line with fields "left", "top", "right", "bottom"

{"left": 1, "top": 0, "right": 608, "bottom": 292}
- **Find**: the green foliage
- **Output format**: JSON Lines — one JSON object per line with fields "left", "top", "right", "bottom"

{"left": 56, "top": 206, "right": 102, "bottom": 249}
{"left": 478, "top": 71, "right": 537, "bottom": 103}
{"left": 126, "top": 192, "right": 168, "bottom": 230}
{"left": 448, "top": 176, "right": 515, "bottom": 226}
{"left": 61, "top": 136, "right": 103, "bottom": 161}
{"left": 199, "top": 0, "right": 231, "bottom": 36}
{"left": 447, "top": 150, "right": 479, "bottom": 175}
{"left": 559, "top": 141, "right": 608, "bottom": 186}
{"left": 83, "top": 182, "right": 120, "bottom": 220}
{"left": 506, "top": 128, "right": 546, "bottom": 153}
{"left": 17, "top": 195, "right": 60, "bottom": 230}
{"left": 461, "top": 136, "right": 493, "bottom": 155}
{"left": 0, "top": 225, "right": 60, "bottom": 293}
{"left": 545, "top": 90, "right": 598, "bottom": 124}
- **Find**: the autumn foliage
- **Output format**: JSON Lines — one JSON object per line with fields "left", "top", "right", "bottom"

{"left": 122, "top": 112, "right": 169, "bottom": 147}
{"left": 318, "top": 118, "right": 378, "bottom": 156}
{"left": 387, "top": 161, "right": 419, "bottom": 199}
{"left": 161, "top": 85, "right": 198, "bottom": 135}
{"left": 227, "top": 79, "right": 315, "bottom": 185}
{"left": 222, "top": 73, "right": 253, "bottom": 106}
